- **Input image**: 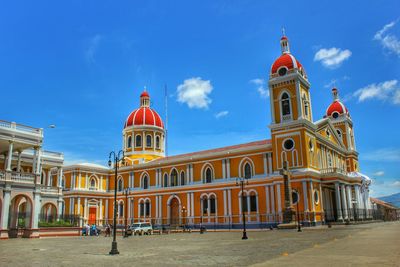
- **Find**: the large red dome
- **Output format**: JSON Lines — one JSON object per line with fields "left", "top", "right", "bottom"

{"left": 270, "top": 53, "right": 303, "bottom": 75}
{"left": 124, "top": 90, "right": 164, "bottom": 129}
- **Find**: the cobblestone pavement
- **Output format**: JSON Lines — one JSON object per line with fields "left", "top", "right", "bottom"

{"left": 0, "top": 222, "right": 399, "bottom": 267}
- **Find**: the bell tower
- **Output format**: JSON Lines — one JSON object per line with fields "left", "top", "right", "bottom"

{"left": 268, "top": 34, "right": 315, "bottom": 171}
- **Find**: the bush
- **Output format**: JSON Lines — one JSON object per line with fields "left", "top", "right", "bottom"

{"left": 39, "top": 220, "right": 74, "bottom": 227}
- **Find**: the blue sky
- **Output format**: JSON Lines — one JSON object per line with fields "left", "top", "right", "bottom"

{"left": 0, "top": 1, "right": 399, "bottom": 197}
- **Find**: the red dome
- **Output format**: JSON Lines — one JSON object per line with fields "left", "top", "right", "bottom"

{"left": 281, "top": 36, "right": 288, "bottom": 40}
{"left": 124, "top": 107, "right": 164, "bottom": 129}
{"left": 270, "top": 53, "right": 303, "bottom": 75}
{"left": 326, "top": 101, "right": 349, "bottom": 117}
{"left": 140, "top": 91, "right": 150, "bottom": 98}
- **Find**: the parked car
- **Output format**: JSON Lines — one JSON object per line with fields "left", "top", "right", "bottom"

{"left": 128, "top": 222, "right": 153, "bottom": 236}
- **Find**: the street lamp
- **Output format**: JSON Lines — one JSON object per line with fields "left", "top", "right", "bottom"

{"left": 123, "top": 187, "right": 130, "bottom": 238}
{"left": 236, "top": 176, "right": 249, "bottom": 240}
{"left": 296, "top": 196, "right": 302, "bottom": 232}
{"left": 181, "top": 206, "right": 187, "bottom": 230}
{"left": 108, "top": 150, "right": 125, "bottom": 255}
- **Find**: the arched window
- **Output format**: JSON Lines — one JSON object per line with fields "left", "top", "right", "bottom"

{"left": 281, "top": 92, "right": 291, "bottom": 118}
{"left": 163, "top": 174, "right": 168, "bottom": 187}
{"left": 202, "top": 197, "right": 208, "bottom": 215}
{"left": 250, "top": 192, "right": 257, "bottom": 212}
{"left": 327, "top": 153, "right": 333, "bottom": 168}
{"left": 127, "top": 136, "right": 132, "bottom": 148}
{"left": 135, "top": 135, "right": 142, "bottom": 147}
{"left": 170, "top": 169, "right": 178, "bottom": 187}
{"left": 302, "top": 94, "right": 309, "bottom": 118}
{"left": 117, "top": 178, "right": 123, "bottom": 192}
{"left": 244, "top": 163, "right": 252, "bottom": 179}
{"left": 142, "top": 175, "right": 149, "bottom": 189}
{"left": 205, "top": 168, "right": 212, "bottom": 183}
{"left": 210, "top": 196, "right": 216, "bottom": 214}
{"left": 145, "top": 200, "right": 150, "bottom": 216}
{"left": 90, "top": 178, "right": 96, "bottom": 190}
{"left": 336, "top": 129, "right": 342, "bottom": 139}
{"left": 119, "top": 202, "right": 124, "bottom": 217}
{"left": 292, "top": 190, "right": 299, "bottom": 204}
{"left": 180, "top": 171, "right": 185, "bottom": 186}
{"left": 156, "top": 136, "right": 160, "bottom": 149}
{"left": 146, "top": 135, "right": 152, "bottom": 148}
{"left": 139, "top": 202, "right": 144, "bottom": 217}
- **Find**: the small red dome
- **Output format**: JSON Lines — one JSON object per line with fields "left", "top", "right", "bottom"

{"left": 281, "top": 36, "right": 288, "bottom": 40}
{"left": 270, "top": 53, "right": 303, "bottom": 75}
{"left": 326, "top": 100, "right": 349, "bottom": 117}
{"left": 124, "top": 107, "right": 164, "bottom": 129}
{"left": 326, "top": 87, "right": 349, "bottom": 118}
{"left": 140, "top": 91, "right": 150, "bottom": 98}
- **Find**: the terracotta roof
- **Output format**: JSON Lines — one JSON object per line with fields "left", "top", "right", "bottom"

{"left": 154, "top": 139, "right": 271, "bottom": 163}
{"left": 370, "top": 197, "right": 398, "bottom": 209}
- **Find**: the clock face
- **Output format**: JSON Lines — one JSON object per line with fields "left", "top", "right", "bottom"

{"left": 278, "top": 67, "right": 287, "bottom": 76}
{"left": 332, "top": 112, "right": 339, "bottom": 119}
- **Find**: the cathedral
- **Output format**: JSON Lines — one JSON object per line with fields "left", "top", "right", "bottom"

{"left": 0, "top": 35, "right": 373, "bottom": 238}
{"left": 61, "top": 35, "right": 372, "bottom": 228}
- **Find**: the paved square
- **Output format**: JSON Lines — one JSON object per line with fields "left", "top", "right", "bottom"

{"left": 0, "top": 222, "right": 399, "bottom": 266}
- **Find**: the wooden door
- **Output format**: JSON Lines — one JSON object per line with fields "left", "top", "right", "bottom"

{"left": 88, "top": 207, "right": 97, "bottom": 225}
{"left": 170, "top": 198, "right": 179, "bottom": 226}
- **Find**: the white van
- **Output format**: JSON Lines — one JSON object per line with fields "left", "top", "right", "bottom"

{"left": 129, "top": 222, "right": 153, "bottom": 236}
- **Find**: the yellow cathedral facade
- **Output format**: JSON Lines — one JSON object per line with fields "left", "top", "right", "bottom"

{"left": 61, "top": 35, "right": 373, "bottom": 228}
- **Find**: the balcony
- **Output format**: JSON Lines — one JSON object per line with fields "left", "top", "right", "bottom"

{"left": 10, "top": 171, "right": 36, "bottom": 183}
{"left": 320, "top": 167, "right": 348, "bottom": 176}
{"left": 0, "top": 120, "right": 42, "bottom": 134}
{"left": 40, "top": 186, "right": 60, "bottom": 195}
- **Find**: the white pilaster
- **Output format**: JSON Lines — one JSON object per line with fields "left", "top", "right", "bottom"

{"left": 335, "top": 183, "right": 343, "bottom": 221}
{"left": 341, "top": 184, "right": 348, "bottom": 220}
{"left": 276, "top": 183, "right": 282, "bottom": 222}
{"left": 1, "top": 189, "right": 11, "bottom": 229}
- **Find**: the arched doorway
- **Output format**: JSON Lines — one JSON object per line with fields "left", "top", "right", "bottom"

{"left": 169, "top": 198, "right": 179, "bottom": 226}
{"left": 8, "top": 195, "right": 33, "bottom": 236}
{"left": 40, "top": 203, "right": 57, "bottom": 223}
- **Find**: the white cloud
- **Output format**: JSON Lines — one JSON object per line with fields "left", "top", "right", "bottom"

{"left": 85, "top": 34, "right": 103, "bottom": 63}
{"left": 177, "top": 77, "right": 213, "bottom": 109}
{"left": 324, "top": 76, "right": 351, "bottom": 88}
{"left": 362, "top": 148, "right": 400, "bottom": 162}
{"left": 392, "top": 181, "right": 400, "bottom": 187}
{"left": 374, "top": 21, "right": 400, "bottom": 57}
{"left": 373, "top": 171, "right": 385, "bottom": 177}
{"left": 353, "top": 80, "right": 400, "bottom": 104}
{"left": 250, "top": 78, "right": 269, "bottom": 98}
{"left": 215, "top": 110, "right": 229, "bottom": 119}
{"left": 314, "top": 47, "right": 352, "bottom": 68}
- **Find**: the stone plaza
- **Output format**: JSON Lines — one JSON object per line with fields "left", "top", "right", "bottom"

{"left": 0, "top": 222, "right": 399, "bottom": 266}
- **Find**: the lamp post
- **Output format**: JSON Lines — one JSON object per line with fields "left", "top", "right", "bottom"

{"left": 123, "top": 187, "right": 130, "bottom": 238}
{"left": 181, "top": 206, "right": 187, "bottom": 230}
{"left": 236, "top": 176, "right": 249, "bottom": 240}
{"left": 108, "top": 150, "right": 125, "bottom": 255}
{"left": 296, "top": 198, "right": 302, "bottom": 232}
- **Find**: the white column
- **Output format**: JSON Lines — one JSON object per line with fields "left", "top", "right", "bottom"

{"left": 265, "top": 185, "right": 270, "bottom": 222}
{"left": 159, "top": 195, "right": 163, "bottom": 220}
{"left": 57, "top": 199, "right": 63, "bottom": 217}
{"left": 17, "top": 151, "right": 22, "bottom": 172}
{"left": 32, "top": 192, "right": 41, "bottom": 228}
{"left": 223, "top": 190, "right": 227, "bottom": 221}
{"left": 222, "top": 159, "right": 226, "bottom": 178}
{"left": 84, "top": 198, "right": 88, "bottom": 220}
{"left": 190, "top": 164, "right": 194, "bottom": 183}
{"left": 227, "top": 189, "right": 232, "bottom": 216}
{"left": 190, "top": 193, "right": 194, "bottom": 221}
{"left": 77, "top": 197, "right": 81, "bottom": 217}
{"left": 207, "top": 198, "right": 211, "bottom": 222}
{"left": 246, "top": 195, "right": 251, "bottom": 222}
{"left": 32, "top": 147, "right": 38, "bottom": 174}
{"left": 276, "top": 183, "right": 282, "bottom": 222}
{"left": 309, "top": 181, "right": 315, "bottom": 212}
{"left": 302, "top": 181, "right": 309, "bottom": 211}
{"left": 99, "top": 199, "right": 103, "bottom": 222}
{"left": 47, "top": 170, "right": 52, "bottom": 186}
{"left": 6, "top": 142, "right": 13, "bottom": 171}
{"left": 341, "top": 184, "right": 348, "bottom": 220}
{"left": 35, "top": 149, "right": 41, "bottom": 175}
{"left": 1, "top": 189, "right": 11, "bottom": 229}
{"left": 78, "top": 173, "right": 82, "bottom": 189}
{"left": 346, "top": 186, "right": 353, "bottom": 219}
{"left": 85, "top": 174, "right": 89, "bottom": 189}
{"left": 335, "top": 183, "right": 343, "bottom": 221}
{"left": 186, "top": 192, "right": 190, "bottom": 221}
{"left": 226, "top": 159, "right": 231, "bottom": 178}
{"left": 270, "top": 185, "right": 275, "bottom": 217}
{"left": 263, "top": 154, "right": 268, "bottom": 176}
{"left": 268, "top": 153, "right": 273, "bottom": 174}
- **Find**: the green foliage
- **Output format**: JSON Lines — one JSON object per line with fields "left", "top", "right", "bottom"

{"left": 39, "top": 219, "right": 74, "bottom": 227}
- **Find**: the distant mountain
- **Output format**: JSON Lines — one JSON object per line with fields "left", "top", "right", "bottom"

{"left": 378, "top": 193, "right": 400, "bottom": 208}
